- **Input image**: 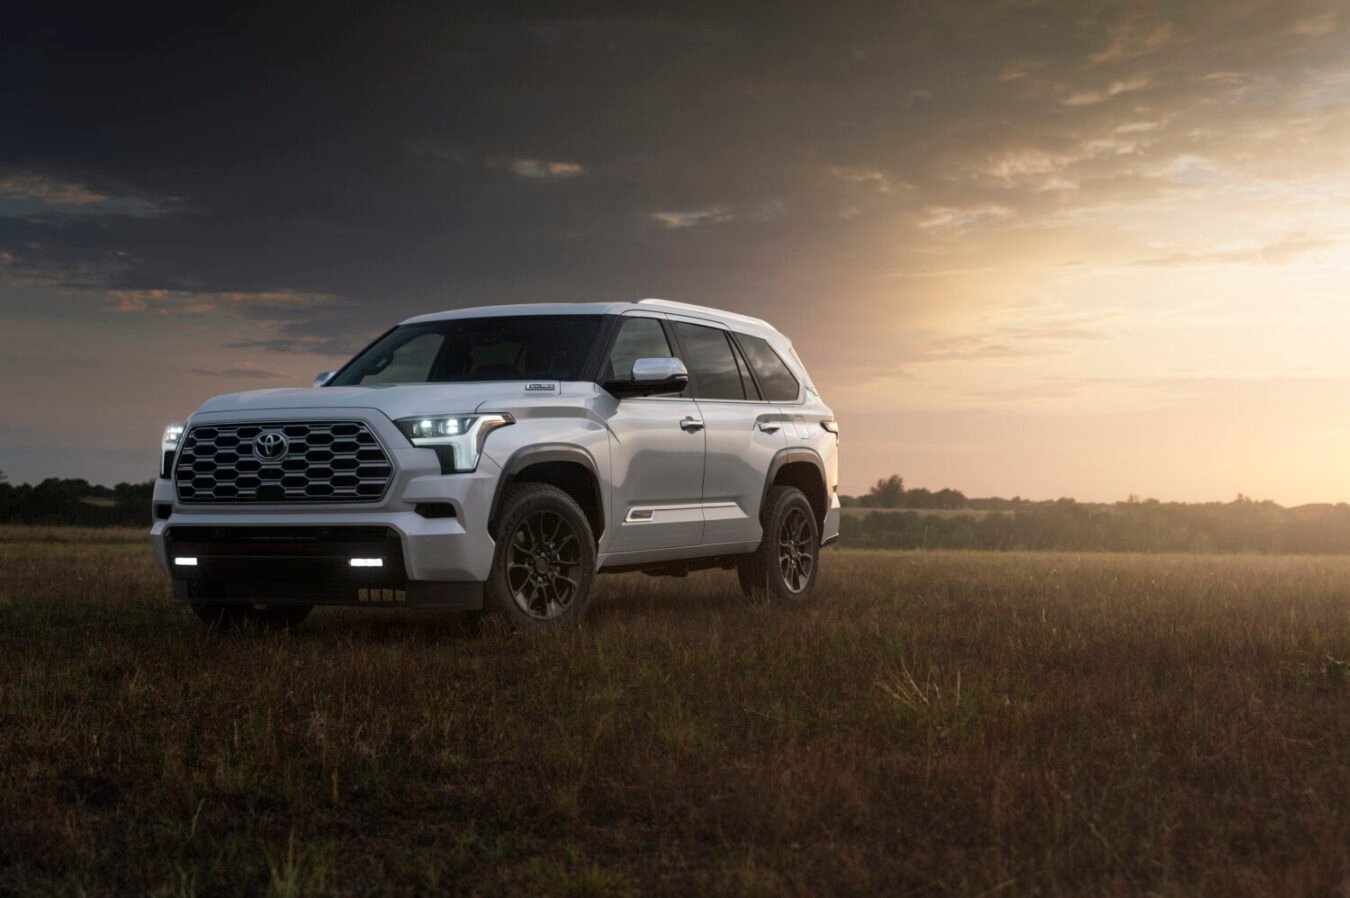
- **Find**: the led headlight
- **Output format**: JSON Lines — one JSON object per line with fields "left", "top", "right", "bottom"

{"left": 161, "top": 422, "right": 185, "bottom": 478}
{"left": 395, "top": 413, "right": 513, "bottom": 473}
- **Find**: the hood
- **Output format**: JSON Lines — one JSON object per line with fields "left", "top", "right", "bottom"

{"left": 193, "top": 381, "right": 562, "bottom": 421}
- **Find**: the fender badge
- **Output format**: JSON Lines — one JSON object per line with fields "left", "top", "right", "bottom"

{"left": 525, "top": 383, "right": 557, "bottom": 392}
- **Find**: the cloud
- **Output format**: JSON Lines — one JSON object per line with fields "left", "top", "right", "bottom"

{"left": 829, "top": 166, "right": 893, "bottom": 194}
{"left": 1087, "top": 19, "right": 1174, "bottom": 65}
{"left": 1290, "top": 13, "right": 1337, "bottom": 37}
{"left": 0, "top": 172, "right": 168, "bottom": 216}
{"left": 917, "top": 204, "right": 1013, "bottom": 233}
{"left": 502, "top": 158, "right": 585, "bottom": 179}
{"left": 189, "top": 366, "right": 289, "bottom": 380}
{"left": 1062, "top": 75, "right": 1152, "bottom": 106}
{"left": 0, "top": 174, "right": 107, "bottom": 206}
{"left": 222, "top": 336, "right": 362, "bottom": 357}
{"left": 972, "top": 377, "right": 1093, "bottom": 402}
{"left": 649, "top": 205, "right": 734, "bottom": 229}
{"left": 747, "top": 199, "right": 786, "bottom": 222}
{"left": 0, "top": 243, "right": 131, "bottom": 291}
{"left": 911, "top": 312, "right": 1116, "bottom": 366}
{"left": 917, "top": 337, "right": 1040, "bottom": 362}
{"left": 997, "top": 59, "right": 1045, "bottom": 82}
{"left": 101, "top": 288, "right": 342, "bottom": 316}
{"left": 1129, "top": 234, "right": 1334, "bottom": 267}
{"left": 0, "top": 244, "right": 344, "bottom": 322}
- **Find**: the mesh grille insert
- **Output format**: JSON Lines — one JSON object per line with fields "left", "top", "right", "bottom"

{"left": 175, "top": 421, "right": 393, "bottom": 503}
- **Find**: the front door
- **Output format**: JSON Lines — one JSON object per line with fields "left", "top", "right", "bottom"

{"left": 600, "top": 315, "right": 706, "bottom": 552}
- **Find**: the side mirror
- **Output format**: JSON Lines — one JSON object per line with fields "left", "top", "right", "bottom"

{"left": 313, "top": 371, "right": 335, "bottom": 388}
{"left": 607, "top": 357, "right": 689, "bottom": 397}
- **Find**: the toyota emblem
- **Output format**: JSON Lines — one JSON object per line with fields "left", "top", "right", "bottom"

{"left": 254, "top": 430, "right": 289, "bottom": 461}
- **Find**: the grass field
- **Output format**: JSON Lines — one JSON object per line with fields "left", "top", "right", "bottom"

{"left": 2, "top": 532, "right": 1349, "bottom": 896}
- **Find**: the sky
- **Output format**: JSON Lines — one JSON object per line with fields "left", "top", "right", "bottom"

{"left": 3, "top": 1, "right": 1350, "bottom": 503}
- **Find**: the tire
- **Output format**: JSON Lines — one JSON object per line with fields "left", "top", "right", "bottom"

{"left": 485, "top": 483, "right": 597, "bottom": 630}
{"left": 737, "top": 485, "right": 820, "bottom": 601}
{"left": 190, "top": 602, "right": 312, "bottom": 631}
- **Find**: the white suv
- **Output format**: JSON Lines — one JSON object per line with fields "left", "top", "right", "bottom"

{"left": 151, "top": 299, "right": 840, "bottom": 630}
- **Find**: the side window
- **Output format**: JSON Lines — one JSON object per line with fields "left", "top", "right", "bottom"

{"left": 737, "top": 334, "right": 800, "bottom": 402}
{"left": 672, "top": 322, "right": 745, "bottom": 400}
{"left": 604, "top": 316, "right": 673, "bottom": 382}
{"left": 355, "top": 332, "right": 444, "bottom": 384}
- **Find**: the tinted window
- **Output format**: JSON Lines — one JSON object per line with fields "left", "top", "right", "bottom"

{"left": 737, "top": 334, "right": 800, "bottom": 401}
{"left": 729, "top": 337, "right": 761, "bottom": 400}
{"left": 603, "top": 317, "right": 673, "bottom": 382}
{"left": 673, "top": 322, "right": 745, "bottom": 400}
{"left": 354, "top": 331, "right": 444, "bottom": 385}
{"left": 330, "top": 316, "right": 602, "bottom": 385}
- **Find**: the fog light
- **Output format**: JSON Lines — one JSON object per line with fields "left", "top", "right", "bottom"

{"left": 174, "top": 556, "right": 198, "bottom": 566}
{"left": 349, "top": 557, "right": 383, "bottom": 568}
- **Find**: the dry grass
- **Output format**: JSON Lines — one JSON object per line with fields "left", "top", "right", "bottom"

{"left": 2, "top": 531, "right": 1349, "bottom": 896}
{"left": 0, "top": 524, "right": 146, "bottom": 543}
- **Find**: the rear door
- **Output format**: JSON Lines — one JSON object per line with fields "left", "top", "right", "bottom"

{"left": 668, "top": 319, "right": 789, "bottom": 547}
{"left": 599, "top": 314, "right": 707, "bottom": 552}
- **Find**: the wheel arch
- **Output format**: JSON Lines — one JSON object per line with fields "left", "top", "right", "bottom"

{"left": 763, "top": 448, "right": 829, "bottom": 531}
{"left": 489, "top": 445, "right": 606, "bottom": 541}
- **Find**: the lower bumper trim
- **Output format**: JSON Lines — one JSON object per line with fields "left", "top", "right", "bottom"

{"left": 173, "top": 578, "right": 483, "bottom": 611}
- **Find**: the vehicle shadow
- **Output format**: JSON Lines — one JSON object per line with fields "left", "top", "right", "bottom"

{"left": 298, "top": 608, "right": 483, "bottom": 643}
{"left": 191, "top": 570, "right": 764, "bottom": 644}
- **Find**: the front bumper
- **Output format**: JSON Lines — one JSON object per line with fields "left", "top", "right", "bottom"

{"left": 150, "top": 408, "right": 500, "bottom": 610}
{"left": 163, "top": 524, "right": 484, "bottom": 610}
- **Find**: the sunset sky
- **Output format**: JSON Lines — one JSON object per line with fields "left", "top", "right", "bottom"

{"left": 3, "top": 2, "right": 1349, "bottom": 502}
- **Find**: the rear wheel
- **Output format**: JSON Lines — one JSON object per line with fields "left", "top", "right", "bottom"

{"left": 486, "top": 483, "right": 597, "bottom": 630}
{"left": 737, "top": 485, "right": 820, "bottom": 601}
{"left": 190, "top": 603, "right": 312, "bottom": 631}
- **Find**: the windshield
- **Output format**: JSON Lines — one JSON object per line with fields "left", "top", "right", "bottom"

{"left": 329, "top": 315, "right": 603, "bottom": 386}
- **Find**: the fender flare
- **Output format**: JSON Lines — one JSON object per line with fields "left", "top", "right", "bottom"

{"left": 761, "top": 447, "right": 828, "bottom": 526}
{"left": 488, "top": 444, "right": 606, "bottom": 538}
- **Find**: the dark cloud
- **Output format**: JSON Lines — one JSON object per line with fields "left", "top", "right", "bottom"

{"left": 2, "top": 1, "right": 1342, "bottom": 315}
{"left": 1, "top": 0, "right": 1347, "bottom": 490}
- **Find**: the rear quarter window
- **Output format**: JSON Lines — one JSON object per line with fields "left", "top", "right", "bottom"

{"left": 736, "top": 334, "right": 800, "bottom": 402}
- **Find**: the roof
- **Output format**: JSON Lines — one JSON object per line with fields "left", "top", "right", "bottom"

{"left": 400, "top": 298, "right": 778, "bottom": 337}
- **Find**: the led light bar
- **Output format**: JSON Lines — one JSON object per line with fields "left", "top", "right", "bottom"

{"left": 349, "top": 557, "right": 384, "bottom": 568}
{"left": 173, "top": 556, "right": 198, "bottom": 566}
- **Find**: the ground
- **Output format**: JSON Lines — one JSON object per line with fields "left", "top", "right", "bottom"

{"left": 1, "top": 528, "right": 1348, "bottom": 896}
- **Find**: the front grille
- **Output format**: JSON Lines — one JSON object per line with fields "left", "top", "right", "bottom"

{"left": 175, "top": 421, "right": 394, "bottom": 503}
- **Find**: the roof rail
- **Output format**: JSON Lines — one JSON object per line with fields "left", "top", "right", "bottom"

{"left": 634, "top": 298, "right": 773, "bottom": 330}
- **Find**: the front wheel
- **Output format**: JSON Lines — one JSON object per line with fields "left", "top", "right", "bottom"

{"left": 485, "top": 483, "right": 597, "bottom": 630}
{"left": 190, "top": 603, "right": 312, "bottom": 631}
{"left": 737, "top": 485, "right": 820, "bottom": 601}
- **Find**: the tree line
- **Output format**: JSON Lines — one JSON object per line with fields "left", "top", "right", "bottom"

{"left": 841, "top": 475, "right": 1350, "bottom": 554}
{"left": 0, "top": 475, "right": 154, "bottom": 527}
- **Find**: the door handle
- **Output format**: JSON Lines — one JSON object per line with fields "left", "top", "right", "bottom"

{"left": 680, "top": 416, "right": 705, "bottom": 432}
{"left": 756, "top": 421, "right": 781, "bottom": 434}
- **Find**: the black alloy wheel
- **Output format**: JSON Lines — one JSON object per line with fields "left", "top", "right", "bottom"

{"left": 506, "top": 507, "right": 585, "bottom": 619}
{"left": 737, "top": 485, "right": 821, "bottom": 601}
{"left": 777, "top": 505, "right": 816, "bottom": 594}
{"left": 486, "top": 482, "right": 597, "bottom": 629}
